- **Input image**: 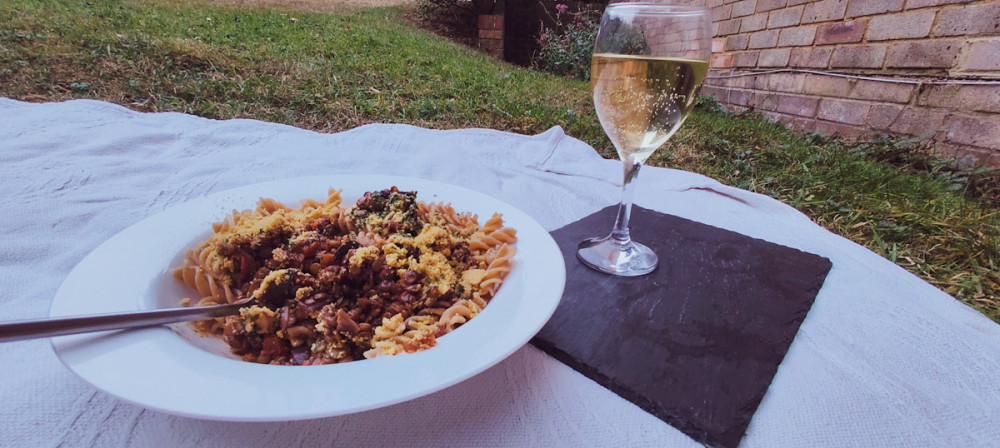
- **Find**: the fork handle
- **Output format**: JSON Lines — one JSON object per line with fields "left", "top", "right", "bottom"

{"left": 0, "top": 302, "right": 245, "bottom": 343}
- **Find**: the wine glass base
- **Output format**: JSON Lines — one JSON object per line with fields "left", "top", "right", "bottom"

{"left": 577, "top": 237, "right": 658, "bottom": 277}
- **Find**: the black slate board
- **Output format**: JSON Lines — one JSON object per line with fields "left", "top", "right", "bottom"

{"left": 531, "top": 205, "right": 832, "bottom": 448}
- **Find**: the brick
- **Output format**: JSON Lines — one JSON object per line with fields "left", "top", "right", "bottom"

{"left": 730, "top": 88, "right": 753, "bottom": 106}
{"left": 728, "top": 73, "right": 757, "bottom": 89}
{"left": 919, "top": 84, "right": 1000, "bottom": 114}
{"left": 830, "top": 44, "right": 887, "bottom": 68}
{"left": 866, "top": 104, "right": 904, "bottom": 130}
{"left": 733, "top": 51, "right": 760, "bottom": 67}
{"left": 845, "top": 0, "right": 903, "bottom": 18}
{"left": 940, "top": 145, "right": 1000, "bottom": 169}
{"left": 803, "top": 75, "right": 854, "bottom": 96}
{"left": 718, "top": 18, "right": 742, "bottom": 35}
{"left": 761, "top": 110, "right": 785, "bottom": 123}
{"left": 707, "top": 0, "right": 725, "bottom": 6}
{"left": 758, "top": 48, "right": 792, "bottom": 66}
{"left": 712, "top": 37, "right": 727, "bottom": 53}
{"left": 711, "top": 53, "right": 734, "bottom": 68}
{"left": 477, "top": 15, "right": 503, "bottom": 30}
{"left": 815, "top": 19, "right": 868, "bottom": 44}
{"left": 702, "top": 85, "right": 731, "bottom": 103}
{"left": 726, "top": 34, "right": 751, "bottom": 50}
{"left": 704, "top": 78, "right": 726, "bottom": 88}
{"left": 933, "top": 3, "right": 1000, "bottom": 37}
{"left": 817, "top": 98, "right": 871, "bottom": 125}
{"left": 802, "top": 0, "right": 848, "bottom": 24}
{"left": 788, "top": 116, "right": 817, "bottom": 132}
{"left": 749, "top": 30, "right": 779, "bottom": 48}
{"left": 847, "top": 79, "right": 914, "bottom": 104}
{"left": 866, "top": 10, "right": 935, "bottom": 41}
{"left": 777, "top": 94, "right": 820, "bottom": 116}
{"left": 768, "top": 6, "right": 804, "bottom": 28}
{"left": 713, "top": 4, "right": 733, "bottom": 21}
{"left": 659, "top": 42, "right": 688, "bottom": 54}
{"left": 733, "top": 0, "right": 758, "bottom": 17}
{"left": 944, "top": 114, "right": 1000, "bottom": 150}
{"left": 885, "top": 40, "right": 962, "bottom": 68}
{"left": 754, "top": 72, "right": 805, "bottom": 91}
{"left": 812, "top": 120, "right": 866, "bottom": 138}
{"left": 766, "top": 72, "right": 807, "bottom": 92}
{"left": 790, "top": 47, "right": 833, "bottom": 67}
{"left": 960, "top": 38, "right": 1000, "bottom": 71}
{"left": 750, "top": 91, "right": 780, "bottom": 110}
{"left": 753, "top": 74, "right": 769, "bottom": 90}
{"left": 478, "top": 29, "right": 502, "bottom": 40}
{"left": 741, "top": 13, "right": 769, "bottom": 32}
{"left": 778, "top": 25, "right": 818, "bottom": 46}
{"left": 704, "top": 77, "right": 726, "bottom": 88}
{"left": 712, "top": 21, "right": 721, "bottom": 36}
{"left": 889, "top": 107, "right": 948, "bottom": 136}
{"left": 478, "top": 39, "right": 502, "bottom": 50}
{"left": 707, "top": 75, "right": 736, "bottom": 89}
{"left": 784, "top": 115, "right": 811, "bottom": 130}
{"left": 757, "top": 0, "right": 787, "bottom": 12}
{"left": 787, "top": 0, "right": 812, "bottom": 5}
{"left": 905, "top": 0, "right": 975, "bottom": 9}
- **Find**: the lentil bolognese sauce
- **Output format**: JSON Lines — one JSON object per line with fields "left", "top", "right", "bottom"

{"left": 173, "top": 187, "right": 517, "bottom": 365}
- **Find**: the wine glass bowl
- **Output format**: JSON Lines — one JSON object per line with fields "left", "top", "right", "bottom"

{"left": 577, "top": 3, "right": 712, "bottom": 276}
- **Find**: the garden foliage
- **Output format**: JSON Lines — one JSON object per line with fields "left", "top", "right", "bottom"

{"left": 531, "top": 3, "right": 600, "bottom": 80}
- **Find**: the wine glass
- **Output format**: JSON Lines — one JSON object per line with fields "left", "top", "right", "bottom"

{"left": 577, "top": 2, "right": 711, "bottom": 276}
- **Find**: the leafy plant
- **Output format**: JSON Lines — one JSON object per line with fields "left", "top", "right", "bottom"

{"left": 695, "top": 95, "right": 723, "bottom": 114}
{"left": 531, "top": 3, "right": 600, "bottom": 80}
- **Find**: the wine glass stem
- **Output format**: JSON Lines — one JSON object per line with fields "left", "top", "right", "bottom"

{"left": 609, "top": 158, "right": 643, "bottom": 246}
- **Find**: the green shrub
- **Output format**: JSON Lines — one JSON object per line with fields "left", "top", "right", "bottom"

{"left": 531, "top": 3, "right": 600, "bottom": 80}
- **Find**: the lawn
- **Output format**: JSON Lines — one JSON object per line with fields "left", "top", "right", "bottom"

{"left": 2, "top": 0, "right": 998, "bottom": 322}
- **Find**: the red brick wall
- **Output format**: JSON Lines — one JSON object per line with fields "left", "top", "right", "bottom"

{"left": 701, "top": 0, "right": 1000, "bottom": 166}
{"left": 478, "top": 14, "right": 504, "bottom": 59}
{"left": 646, "top": 13, "right": 715, "bottom": 57}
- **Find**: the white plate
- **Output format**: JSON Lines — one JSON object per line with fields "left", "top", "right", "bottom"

{"left": 49, "top": 175, "right": 565, "bottom": 421}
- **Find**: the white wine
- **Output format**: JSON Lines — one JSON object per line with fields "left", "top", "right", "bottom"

{"left": 591, "top": 54, "right": 708, "bottom": 164}
{"left": 578, "top": 5, "right": 712, "bottom": 277}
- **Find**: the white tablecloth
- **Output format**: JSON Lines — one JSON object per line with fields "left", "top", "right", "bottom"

{"left": 2, "top": 98, "right": 998, "bottom": 447}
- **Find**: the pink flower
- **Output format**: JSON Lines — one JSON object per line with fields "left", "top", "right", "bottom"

{"left": 539, "top": 32, "right": 549, "bottom": 41}
{"left": 556, "top": 3, "right": 568, "bottom": 16}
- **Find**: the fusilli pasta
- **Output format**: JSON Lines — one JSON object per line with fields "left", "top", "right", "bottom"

{"left": 173, "top": 187, "right": 517, "bottom": 365}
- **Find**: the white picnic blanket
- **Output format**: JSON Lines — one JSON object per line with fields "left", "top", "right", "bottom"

{"left": 2, "top": 98, "right": 998, "bottom": 447}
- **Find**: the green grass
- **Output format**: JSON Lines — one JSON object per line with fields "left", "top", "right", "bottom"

{"left": 0, "top": 0, "right": 602, "bottom": 140}
{"left": 662, "top": 104, "right": 999, "bottom": 320}
{"left": 2, "top": 0, "right": 998, "bottom": 322}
